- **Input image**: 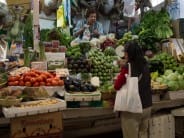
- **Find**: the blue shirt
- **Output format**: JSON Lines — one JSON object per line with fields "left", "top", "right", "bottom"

{"left": 73, "top": 19, "right": 104, "bottom": 38}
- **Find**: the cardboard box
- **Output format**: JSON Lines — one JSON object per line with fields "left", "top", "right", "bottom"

{"left": 31, "top": 61, "right": 47, "bottom": 71}
{"left": 11, "top": 112, "right": 63, "bottom": 138}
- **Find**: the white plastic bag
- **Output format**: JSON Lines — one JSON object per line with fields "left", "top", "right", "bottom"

{"left": 123, "top": 0, "right": 135, "bottom": 17}
{"left": 114, "top": 63, "right": 142, "bottom": 113}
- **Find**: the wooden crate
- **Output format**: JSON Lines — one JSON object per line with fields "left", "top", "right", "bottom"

{"left": 3, "top": 98, "right": 66, "bottom": 118}
{"left": 149, "top": 114, "right": 175, "bottom": 138}
{"left": 11, "top": 112, "right": 63, "bottom": 138}
{"left": 163, "top": 90, "right": 184, "bottom": 100}
{"left": 171, "top": 108, "right": 184, "bottom": 138}
{"left": 65, "top": 91, "right": 101, "bottom": 102}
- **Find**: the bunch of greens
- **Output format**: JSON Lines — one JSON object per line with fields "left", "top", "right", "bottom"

{"left": 23, "top": 13, "right": 33, "bottom": 48}
{"left": 43, "top": 28, "right": 73, "bottom": 48}
{"left": 134, "top": 9, "right": 173, "bottom": 52}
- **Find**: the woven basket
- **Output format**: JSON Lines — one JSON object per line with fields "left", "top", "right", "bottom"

{"left": 0, "top": 98, "right": 22, "bottom": 107}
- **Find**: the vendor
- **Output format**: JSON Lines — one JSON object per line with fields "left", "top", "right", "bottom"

{"left": 73, "top": 8, "right": 104, "bottom": 39}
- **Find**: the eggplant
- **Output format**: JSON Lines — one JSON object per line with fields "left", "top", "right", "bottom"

{"left": 64, "top": 77, "right": 74, "bottom": 88}
{"left": 73, "top": 86, "right": 80, "bottom": 92}
{"left": 81, "top": 86, "right": 89, "bottom": 92}
{"left": 69, "top": 84, "right": 75, "bottom": 91}
{"left": 72, "top": 79, "right": 81, "bottom": 87}
{"left": 87, "top": 84, "right": 97, "bottom": 92}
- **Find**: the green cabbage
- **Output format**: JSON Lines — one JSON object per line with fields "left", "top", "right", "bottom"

{"left": 178, "top": 75, "right": 183, "bottom": 81}
{"left": 156, "top": 77, "right": 164, "bottom": 83}
{"left": 167, "top": 81, "right": 179, "bottom": 91}
{"left": 166, "top": 73, "right": 178, "bottom": 81}
{"left": 164, "top": 69, "right": 173, "bottom": 76}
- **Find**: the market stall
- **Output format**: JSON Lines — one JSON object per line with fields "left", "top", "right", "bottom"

{"left": 0, "top": 0, "right": 184, "bottom": 138}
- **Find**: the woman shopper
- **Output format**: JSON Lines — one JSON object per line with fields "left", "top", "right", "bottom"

{"left": 114, "top": 40, "right": 152, "bottom": 138}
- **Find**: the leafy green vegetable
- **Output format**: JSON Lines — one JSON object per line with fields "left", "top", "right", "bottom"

{"left": 134, "top": 9, "right": 173, "bottom": 52}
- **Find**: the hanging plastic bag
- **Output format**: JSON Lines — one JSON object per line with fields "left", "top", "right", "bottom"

{"left": 82, "top": 25, "right": 91, "bottom": 41}
{"left": 123, "top": 0, "right": 135, "bottom": 17}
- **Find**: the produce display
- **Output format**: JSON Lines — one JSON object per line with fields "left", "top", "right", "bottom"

{"left": 99, "top": 82, "right": 115, "bottom": 93}
{"left": 67, "top": 57, "right": 91, "bottom": 73}
{"left": 8, "top": 69, "right": 64, "bottom": 87}
{"left": 151, "top": 52, "right": 178, "bottom": 70}
{"left": 133, "top": 9, "right": 173, "bottom": 52}
{"left": 100, "top": 38, "right": 116, "bottom": 51}
{"left": 16, "top": 99, "right": 59, "bottom": 108}
{"left": 0, "top": 72, "right": 8, "bottom": 86}
{"left": 9, "top": 67, "right": 30, "bottom": 76}
{"left": 0, "top": 87, "right": 22, "bottom": 99}
{"left": 104, "top": 47, "right": 116, "bottom": 56}
{"left": 88, "top": 48, "right": 119, "bottom": 83}
{"left": 64, "top": 77, "right": 97, "bottom": 92}
{"left": 1, "top": 5, "right": 184, "bottom": 111}
{"left": 117, "top": 31, "right": 135, "bottom": 46}
{"left": 0, "top": 88, "right": 23, "bottom": 107}
{"left": 154, "top": 69, "right": 184, "bottom": 91}
{"left": 66, "top": 45, "right": 82, "bottom": 59}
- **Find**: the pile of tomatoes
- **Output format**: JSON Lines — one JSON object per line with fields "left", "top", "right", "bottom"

{"left": 8, "top": 69, "right": 64, "bottom": 87}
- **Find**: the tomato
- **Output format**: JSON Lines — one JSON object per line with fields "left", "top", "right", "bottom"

{"left": 40, "top": 81, "right": 46, "bottom": 86}
{"left": 8, "top": 82, "right": 14, "bottom": 86}
{"left": 24, "top": 76, "right": 31, "bottom": 82}
{"left": 19, "top": 81, "right": 25, "bottom": 86}
{"left": 36, "top": 77, "right": 43, "bottom": 82}
{"left": 48, "top": 74, "right": 54, "bottom": 78}
{"left": 30, "top": 78, "right": 36, "bottom": 83}
{"left": 46, "top": 78, "right": 52, "bottom": 83}
{"left": 8, "top": 76, "right": 17, "bottom": 82}
{"left": 33, "top": 82, "right": 40, "bottom": 87}
{"left": 53, "top": 77, "right": 60, "bottom": 82}
{"left": 51, "top": 80, "right": 58, "bottom": 86}
{"left": 14, "top": 81, "right": 19, "bottom": 86}
{"left": 46, "top": 82, "right": 51, "bottom": 86}
{"left": 29, "top": 72, "right": 37, "bottom": 77}
{"left": 14, "top": 76, "right": 21, "bottom": 81}
{"left": 8, "top": 76, "right": 13, "bottom": 82}
{"left": 40, "top": 74, "right": 47, "bottom": 81}
{"left": 58, "top": 80, "right": 64, "bottom": 86}
{"left": 25, "top": 82, "right": 32, "bottom": 87}
{"left": 19, "top": 76, "right": 24, "bottom": 81}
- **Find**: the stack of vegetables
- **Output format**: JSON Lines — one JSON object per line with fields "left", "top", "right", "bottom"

{"left": 64, "top": 77, "right": 97, "bottom": 92}
{"left": 151, "top": 52, "right": 178, "bottom": 71}
{"left": 152, "top": 69, "right": 184, "bottom": 91}
{"left": 88, "top": 48, "right": 119, "bottom": 84}
{"left": 116, "top": 31, "right": 136, "bottom": 46}
{"left": 8, "top": 69, "right": 64, "bottom": 87}
{"left": 150, "top": 52, "right": 184, "bottom": 91}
